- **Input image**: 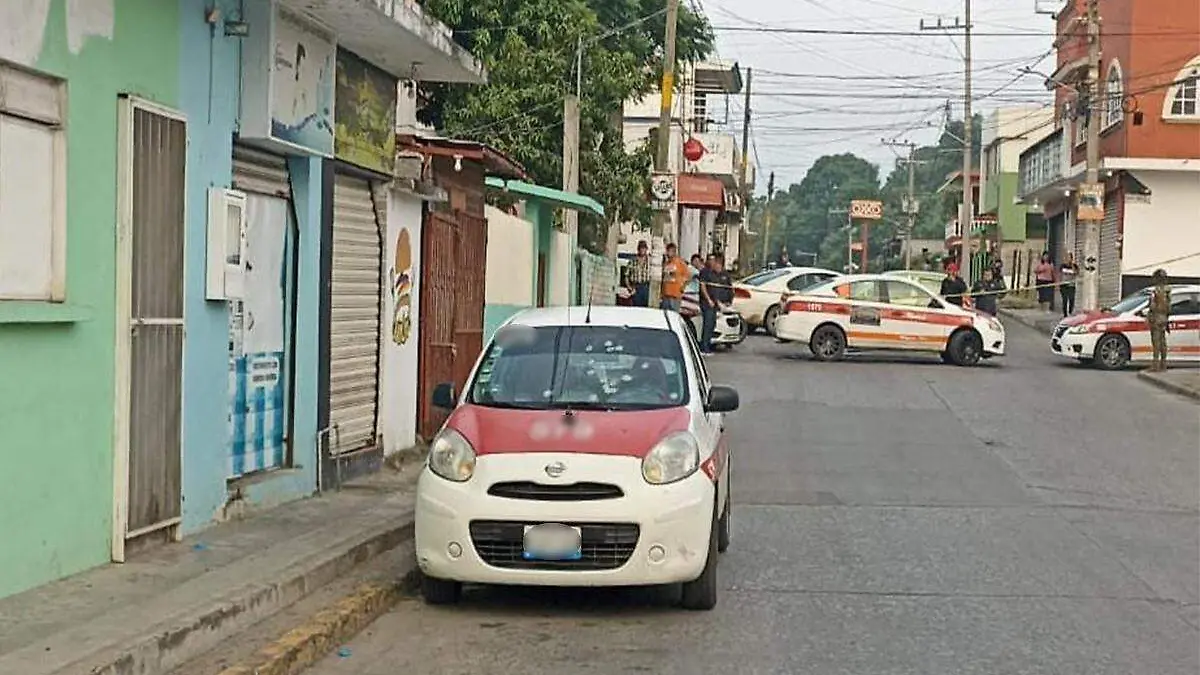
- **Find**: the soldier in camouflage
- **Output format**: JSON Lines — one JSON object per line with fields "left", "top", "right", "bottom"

{"left": 1146, "top": 269, "right": 1171, "bottom": 372}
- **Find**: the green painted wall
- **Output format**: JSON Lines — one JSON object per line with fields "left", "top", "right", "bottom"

{"left": 983, "top": 172, "right": 1029, "bottom": 243}
{"left": 0, "top": 0, "right": 179, "bottom": 599}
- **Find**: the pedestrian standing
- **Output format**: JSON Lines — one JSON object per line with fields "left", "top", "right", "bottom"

{"left": 627, "top": 240, "right": 651, "bottom": 307}
{"left": 698, "top": 253, "right": 733, "bottom": 354}
{"left": 660, "top": 243, "right": 690, "bottom": 311}
{"left": 1147, "top": 269, "right": 1171, "bottom": 372}
{"left": 1034, "top": 252, "right": 1057, "bottom": 312}
{"left": 971, "top": 267, "right": 1006, "bottom": 316}
{"left": 1059, "top": 252, "right": 1080, "bottom": 316}
{"left": 689, "top": 254, "right": 704, "bottom": 280}
{"left": 940, "top": 263, "right": 968, "bottom": 307}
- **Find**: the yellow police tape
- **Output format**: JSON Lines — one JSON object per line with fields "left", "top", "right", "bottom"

{"left": 683, "top": 251, "right": 1200, "bottom": 302}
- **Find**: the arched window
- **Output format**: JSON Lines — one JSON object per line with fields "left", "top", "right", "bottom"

{"left": 1163, "top": 55, "right": 1200, "bottom": 120}
{"left": 1104, "top": 60, "right": 1124, "bottom": 128}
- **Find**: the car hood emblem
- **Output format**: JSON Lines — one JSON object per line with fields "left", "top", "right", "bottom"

{"left": 544, "top": 461, "right": 567, "bottom": 478}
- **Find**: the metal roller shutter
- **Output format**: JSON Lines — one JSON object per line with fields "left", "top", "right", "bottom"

{"left": 329, "top": 173, "right": 383, "bottom": 454}
{"left": 232, "top": 145, "right": 291, "bottom": 198}
{"left": 1099, "top": 198, "right": 1121, "bottom": 307}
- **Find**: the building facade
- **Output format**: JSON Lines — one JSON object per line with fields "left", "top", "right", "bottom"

{"left": 0, "top": 0, "right": 481, "bottom": 599}
{"left": 980, "top": 107, "right": 1055, "bottom": 253}
{"left": 1019, "top": 0, "right": 1200, "bottom": 305}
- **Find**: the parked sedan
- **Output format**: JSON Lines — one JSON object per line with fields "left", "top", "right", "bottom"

{"left": 414, "top": 306, "right": 739, "bottom": 610}
{"left": 1051, "top": 284, "right": 1200, "bottom": 369}
{"left": 681, "top": 279, "right": 746, "bottom": 348}
{"left": 731, "top": 266, "right": 841, "bottom": 336}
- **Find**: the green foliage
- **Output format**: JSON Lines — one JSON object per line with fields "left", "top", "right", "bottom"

{"left": 419, "top": 0, "right": 714, "bottom": 252}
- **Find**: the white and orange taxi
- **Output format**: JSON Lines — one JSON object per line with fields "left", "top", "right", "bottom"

{"left": 1051, "top": 284, "right": 1200, "bottom": 369}
{"left": 414, "top": 306, "right": 738, "bottom": 610}
{"left": 774, "top": 274, "right": 1006, "bottom": 366}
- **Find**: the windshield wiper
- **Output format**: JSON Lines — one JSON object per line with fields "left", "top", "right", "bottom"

{"left": 476, "top": 401, "right": 544, "bottom": 410}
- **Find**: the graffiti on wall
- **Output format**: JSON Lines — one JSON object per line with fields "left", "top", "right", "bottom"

{"left": 390, "top": 227, "right": 413, "bottom": 345}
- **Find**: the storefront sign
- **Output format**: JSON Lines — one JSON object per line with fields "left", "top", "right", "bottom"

{"left": 335, "top": 49, "right": 398, "bottom": 174}
{"left": 1077, "top": 182, "right": 1105, "bottom": 221}
{"left": 676, "top": 174, "right": 724, "bottom": 209}
{"left": 649, "top": 172, "right": 676, "bottom": 211}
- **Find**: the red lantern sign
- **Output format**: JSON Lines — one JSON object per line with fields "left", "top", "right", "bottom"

{"left": 683, "top": 137, "right": 706, "bottom": 163}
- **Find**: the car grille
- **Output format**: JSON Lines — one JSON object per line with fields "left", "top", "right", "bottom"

{"left": 469, "top": 521, "right": 640, "bottom": 571}
{"left": 487, "top": 481, "right": 624, "bottom": 501}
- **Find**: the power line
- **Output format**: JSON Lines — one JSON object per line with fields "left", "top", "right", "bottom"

{"left": 712, "top": 25, "right": 1197, "bottom": 38}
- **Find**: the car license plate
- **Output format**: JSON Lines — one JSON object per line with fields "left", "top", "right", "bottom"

{"left": 522, "top": 523, "right": 582, "bottom": 561}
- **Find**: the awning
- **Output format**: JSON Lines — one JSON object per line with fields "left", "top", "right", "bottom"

{"left": 677, "top": 174, "right": 725, "bottom": 209}
{"left": 281, "top": 0, "right": 485, "bottom": 83}
{"left": 484, "top": 177, "right": 605, "bottom": 217}
{"left": 398, "top": 134, "right": 526, "bottom": 179}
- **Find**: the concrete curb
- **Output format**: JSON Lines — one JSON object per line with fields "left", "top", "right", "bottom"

{"left": 1137, "top": 370, "right": 1200, "bottom": 401}
{"left": 216, "top": 560, "right": 421, "bottom": 675}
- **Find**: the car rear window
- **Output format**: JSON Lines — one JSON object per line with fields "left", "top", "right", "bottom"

{"left": 470, "top": 325, "right": 689, "bottom": 410}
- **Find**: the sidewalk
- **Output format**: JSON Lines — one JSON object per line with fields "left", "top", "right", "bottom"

{"left": 1138, "top": 368, "right": 1200, "bottom": 401}
{"left": 0, "top": 455, "right": 423, "bottom": 675}
{"left": 998, "top": 307, "right": 1062, "bottom": 335}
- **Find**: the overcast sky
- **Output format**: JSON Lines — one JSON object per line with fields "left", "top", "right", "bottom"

{"left": 704, "top": 0, "right": 1060, "bottom": 189}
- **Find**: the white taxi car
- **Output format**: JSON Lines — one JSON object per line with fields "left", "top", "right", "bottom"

{"left": 414, "top": 306, "right": 739, "bottom": 610}
{"left": 1051, "top": 284, "right": 1200, "bottom": 369}
{"left": 731, "top": 266, "right": 841, "bottom": 335}
{"left": 774, "top": 274, "right": 1006, "bottom": 366}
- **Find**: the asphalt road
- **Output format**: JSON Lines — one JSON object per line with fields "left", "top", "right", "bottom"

{"left": 308, "top": 321, "right": 1199, "bottom": 675}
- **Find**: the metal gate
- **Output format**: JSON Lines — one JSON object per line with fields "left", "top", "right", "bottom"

{"left": 454, "top": 212, "right": 487, "bottom": 387}
{"left": 328, "top": 173, "right": 383, "bottom": 454}
{"left": 418, "top": 211, "right": 458, "bottom": 439}
{"left": 1099, "top": 194, "right": 1121, "bottom": 307}
{"left": 233, "top": 146, "right": 291, "bottom": 199}
{"left": 116, "top": 99, "right": 186, "bottom": 554}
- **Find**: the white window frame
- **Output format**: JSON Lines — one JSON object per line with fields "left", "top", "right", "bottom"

{"left": 0, "top": 62, "right": 67, "bottom": 302}
{"left": 1104, "top": 59, "right": 1124, "bottom": 130}
{"left": 1163, "top": 55, "right": 1200, "bottom": 122}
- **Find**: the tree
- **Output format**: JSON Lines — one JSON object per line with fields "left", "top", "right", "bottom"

{"left": 419, "top": 0, "right": 714, "bottom": 251}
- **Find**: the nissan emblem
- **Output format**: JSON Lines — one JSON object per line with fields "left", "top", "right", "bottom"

{"left": 544, "top": 461, "right": 567, "bottom": 478}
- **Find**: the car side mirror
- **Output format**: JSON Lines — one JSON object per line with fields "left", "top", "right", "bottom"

{"left": 431, "top": 382, "right": 456, "bottom": 409}
{"left": 704, "top": 385, "right": 740, "bottom": 413}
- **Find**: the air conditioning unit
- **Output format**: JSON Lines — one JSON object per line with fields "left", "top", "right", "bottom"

{"left": 206, "top": 187, "right": 248, "bottom": 300}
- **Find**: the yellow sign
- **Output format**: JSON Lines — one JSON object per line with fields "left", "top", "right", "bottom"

{"left": 660, "top": 71, "right": 674, "bottom": 113}
{"left": 1077, "top": 182, "right": 1105, "bottom": 221}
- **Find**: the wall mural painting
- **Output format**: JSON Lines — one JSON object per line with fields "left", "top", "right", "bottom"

{"left": 391, "top": 227, "right": 413, "bottom": 345}
{"left": 334, "top": 48, "right": 397, "bottom": 174}
{"left": 271, "top": 10, "right": 335, "bottom": 155}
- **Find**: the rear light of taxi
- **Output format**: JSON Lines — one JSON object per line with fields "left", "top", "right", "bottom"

{"left": 734, "top": 287, "right": 752, "bottom": 300}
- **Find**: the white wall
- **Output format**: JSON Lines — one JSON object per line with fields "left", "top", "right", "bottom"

{"left": 484, "top": 205, "right": 534, "bottom": 305}
{"left": 1122, "top": 170, "right": 1200, "bottom": 277}
{"left": 380, "top": 191, "right": 423, "bottom": 454}
{"left": 549, "top": 229, "right": 572, "bottom": 306}
{"left": 679, "top": 208, "right": 702, "bottom": 258}
{"left": 983, "top": 106, "right": 1056, "bottom": 173}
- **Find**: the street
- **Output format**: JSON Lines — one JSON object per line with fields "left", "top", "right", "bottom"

{"left": 307, "top": 321, "right": 1199, "bottom": 675}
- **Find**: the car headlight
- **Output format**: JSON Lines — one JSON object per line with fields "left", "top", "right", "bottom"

{"left": 642, "top": 432, "right": 700, "bottom": 485}
{"left": 1066, "top": 324, "right": 1090, "bottom": 335}
{"left": 427, "top": 428, "right": 476, "bottom": 482}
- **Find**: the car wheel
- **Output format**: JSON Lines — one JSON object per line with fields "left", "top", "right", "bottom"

{"left": 1094, "top": 334, "right": 1130, "bottom": 370}
{"left": 939, "top": 350, "right": 954, "bottom": 364}
{"left": 680, "top": 510, "right": 719, "bottom": 611}
{"left": 809, "top": 325, "right": 846, "bottom": 361}
{"left": 763, "top": 305, "right": 781, "bottom": 337}
{"left": 420, "top": 574, "right": 462, "bottom": 605}
{"left": 717, "top": 483, "right": 731, "bottom": 553}
{"left": 947, "top": 329, "right": 983, "bottom": 366}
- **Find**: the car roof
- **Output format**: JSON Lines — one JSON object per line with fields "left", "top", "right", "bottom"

{"left": 821, "top": 273, "right": 918, "bottom": 284}
{"left": 502, "top": 305, "right": 682, "bottom": 331}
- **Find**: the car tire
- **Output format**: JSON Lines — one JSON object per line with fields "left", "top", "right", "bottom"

{"left": 809, "top": 324, "right": 846, "bottom": 361}
{"left": 717, "top": 484, "right": 731, "bottom": 553}
{"left": 1094, "top": 333, "right": 1131, "bottom": 370}
{"left": 947, "top": 329, "right": 983, "bottom": 366}
{"left": 763, "top": 305, "right": 781, "bottom": 337}
{"left": 680, "top": 510, "right": 719, "bottom": 611}
{"left": 420, "top": 574, "right": 462, "bottom": 605}
{"left": 939, "top": 350, "right": 954, "bottom": 364}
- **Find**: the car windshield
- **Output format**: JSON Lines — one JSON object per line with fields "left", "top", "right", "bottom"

{"left": 740, "top": 269, "right": 790, "bottom": 286}
{"left": 469, "top": 324, "right": 689, "bottom": 410}
{"left": 1107, "top": 290, "right": 1150, "bottom": 314}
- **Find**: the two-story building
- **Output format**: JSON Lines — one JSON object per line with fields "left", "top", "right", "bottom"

{"left": 1018, "top": 0, "right": 1200, "bottom": 305}
{"left": 980, "top": 106, "right": 1056, "bottom": 263}
{"left": 619, "top": 61, "right": 751, "bottom": 269}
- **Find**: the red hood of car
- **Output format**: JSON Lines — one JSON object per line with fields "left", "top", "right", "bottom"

{"left": 445, "top": 404, "right": 691, "bottom": 458}
{"left": 1061, "top": 310, "right": 1115, "bottom": 327}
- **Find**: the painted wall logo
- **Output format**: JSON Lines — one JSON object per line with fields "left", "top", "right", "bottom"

{"left": 390, "top": 227, "right": 413, "bottom": 345}
{"left": 334, "top": 49, "right": 397, "bottom": 174}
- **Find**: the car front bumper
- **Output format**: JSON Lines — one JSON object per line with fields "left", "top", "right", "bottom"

{"left": 415, "top": 453, "right": 716, "bottom": 587}
{"left": 1051, "top": 328, "right": 1098, "bottom": 360}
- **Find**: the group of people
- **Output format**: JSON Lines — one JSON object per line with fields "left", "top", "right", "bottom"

{"left": 624, "top": 240, "right": 732, "bottom": 354}
{"left": 1033, "top": 252, "right": 1082, "bottom": 315}
{"left": 938, "top": 258, "right": 1007, "bottom": 316}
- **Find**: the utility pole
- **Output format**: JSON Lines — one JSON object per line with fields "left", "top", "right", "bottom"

{"left": 562, "top": 41, "right": 582, "bottom": 239}
{"left": 649, "top": 0, "right": 681, "bottom": 309}
{"left": 739, "top": 67, "right": 752, "bottom": 200}
{"left": 760, "top": 171, "right": 775, "bottom": 267}
{"left": 921, "top": 5, "right": 974, "bottom": 285}
{"left": 882, "top": 139, "right": 924, "bottom": 270}
{"left": 1079, "top": 0, "right": 1103, "bottom": 310}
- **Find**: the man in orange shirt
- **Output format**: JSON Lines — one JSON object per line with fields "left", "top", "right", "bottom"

{"left": 660, "top": 243, "right": 691, "bottom": 311}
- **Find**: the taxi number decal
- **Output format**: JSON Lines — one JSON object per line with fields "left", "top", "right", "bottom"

{"left": 850, "top": 306, "right": 881, "bottom": 326}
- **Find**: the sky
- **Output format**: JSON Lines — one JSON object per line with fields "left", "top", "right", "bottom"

{"left": 700, "top": 0, "right": 1062, "bottom": 190}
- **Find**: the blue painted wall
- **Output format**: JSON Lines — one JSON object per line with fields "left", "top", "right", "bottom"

{"left": 178, "top": 0, "right": 320, "bottom": 531}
